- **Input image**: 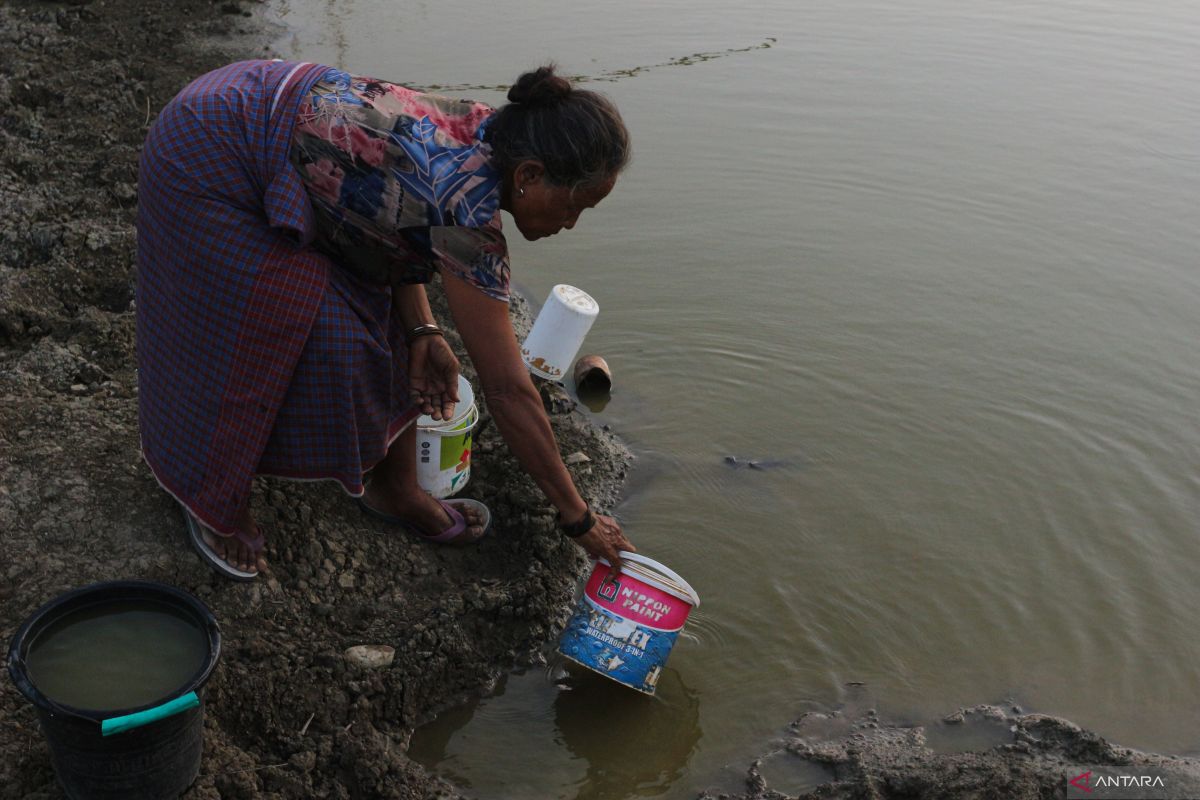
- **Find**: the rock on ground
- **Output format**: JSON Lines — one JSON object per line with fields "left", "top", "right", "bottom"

{"left": 0, "top": 2, "right": 628, "bottom": 798}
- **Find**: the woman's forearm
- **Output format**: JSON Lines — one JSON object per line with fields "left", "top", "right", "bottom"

{"left": 391, "top": 282, "right": 436, "bottom": 331}
{"left": 485, "top": 381, "right": 589, "bottom": 522}
{"left": 438, "top": 273, "right": 589, "bottom": 523}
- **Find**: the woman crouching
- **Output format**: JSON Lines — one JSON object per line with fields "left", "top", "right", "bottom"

{"left": 136, "top": 60, "right": 635, "bottom": 581}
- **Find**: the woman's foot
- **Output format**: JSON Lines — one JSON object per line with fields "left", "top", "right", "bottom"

{"left": 361, "top": 481, "right": 488, "bottom": 544}
{"left": 188, "top": 505, "right": 268, "bottom": 577}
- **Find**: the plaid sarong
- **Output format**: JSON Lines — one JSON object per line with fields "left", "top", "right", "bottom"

{"left": 136, "top": 60, "right": 419, "bottom": 535}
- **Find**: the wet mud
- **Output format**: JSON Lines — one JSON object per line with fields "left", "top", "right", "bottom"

{"left": 702, "top": 704, "right": 1200, "bottom": 800}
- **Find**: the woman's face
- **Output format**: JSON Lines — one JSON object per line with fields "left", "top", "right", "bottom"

{"left": 508, "top": 162, "right": 617, "bottom": 241}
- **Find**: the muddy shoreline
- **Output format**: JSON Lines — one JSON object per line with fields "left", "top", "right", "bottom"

{"left": 0, "top": 1, "right": 626, "bottom": 797}
{"left": 704, "top": 702, "right": 1200, "bottom": 800}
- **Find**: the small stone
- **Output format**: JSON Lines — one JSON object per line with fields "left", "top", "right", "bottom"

{"left": 69, "top": 383, "right": 87, "bottom": 394}
{"left": 338, "top": 572, "right": 355, "bottom": 589}
{"left": 564, "top": 452, "right": 591, "bottom": 465}
{"left": 306, "top": 540, "right": 323, "bottom": 564}
{"left": 539, "top": 382, "right": 575, "bottom": 414}
{"left": 943, "top": 711, "right": 965, "bottom": 725}
{"left": 344, "top": 644, "right": 395, "bottom": 669}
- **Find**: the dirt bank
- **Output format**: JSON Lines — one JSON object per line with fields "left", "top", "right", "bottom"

{"left": 0, "top": 1, "right": 629, "bottom": 797}
{"left": 702, "top": 702, "right": 1200, "bottom": 800}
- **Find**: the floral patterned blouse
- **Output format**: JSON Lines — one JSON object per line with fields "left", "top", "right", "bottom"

{"left": 290, "top": 68, "right": 510, "bottom": 302}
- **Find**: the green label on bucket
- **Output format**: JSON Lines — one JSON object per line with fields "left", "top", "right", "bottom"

{"left": 439, "top": 432, "right": 471, "bottom": 471}
{"left": 101, "top": 691, "right": 199, "bottom": 736}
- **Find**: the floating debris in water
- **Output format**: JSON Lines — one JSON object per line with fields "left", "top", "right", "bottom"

{"left": 420, "top": 38, "right": 778, "bottom": 93}
{"left": 723, "top": 455, "right": 795, "bottom": 470}
{"left": 573, "top": 354, "right": 612, "bottom": 394}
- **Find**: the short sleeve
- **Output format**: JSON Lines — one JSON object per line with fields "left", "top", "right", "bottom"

{"left": 431, "top": 214, "right": 511, "bottom": 303}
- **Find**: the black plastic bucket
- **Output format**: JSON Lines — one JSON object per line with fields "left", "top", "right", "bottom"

{"left": 7, "top": 581, "right": 221, "bottom": 800}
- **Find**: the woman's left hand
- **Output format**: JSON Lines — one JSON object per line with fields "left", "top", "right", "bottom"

{"left": 408, "top": 334, "right": 461, "bottom": 421}
{"left": 573, "top": 514, "right": 636, "bottom": 569}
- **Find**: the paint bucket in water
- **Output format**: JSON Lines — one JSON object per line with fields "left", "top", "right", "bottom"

{"left": 7, "top": 581, "right": 221, "bottom": 800}
{"left": 521, "top": 284, "right": 599, "bottom": 381}
{"left": 557, "top": 552, "right": 699, "bottom": 695}
{"left": 415, "top": 374, "right": 480, "bottom": 499}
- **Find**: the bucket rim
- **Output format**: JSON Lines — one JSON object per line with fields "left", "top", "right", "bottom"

{"left": 416, "top": 375, "right": 476, "bottom": 429}
{"left": 597, "top": 553, "right": 700, "bottom": 607}
{"left": 6, "top": 580, "right": 221, "bottom": 724}
{"left": 557, "top": 650, "right": 656, "bottom": 695}
{"left": 523, "top": 360, "right": 564, "bottom": 381}
{"left": 418, "top": 401, "right": 479, "bottom": 434}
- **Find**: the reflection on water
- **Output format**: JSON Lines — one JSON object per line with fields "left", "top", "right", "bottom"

{"left": 572, "top": 380, "right": 612, "bottom": 414}
{"left": 409, "top": 663, "right": 701, "bottom": 800}
{"left": 555, "top": 665, "right": 701, "bottom": 800}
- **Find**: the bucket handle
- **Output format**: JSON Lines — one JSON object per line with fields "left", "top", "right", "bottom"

{"left": 618, "top": 552, "right": 701, "bottom": 607}
{"left": 100, "top": 691, "right": 200, "bottom": 737}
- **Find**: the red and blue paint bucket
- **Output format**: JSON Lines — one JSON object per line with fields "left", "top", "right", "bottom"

{"left": 557, "top": 552, "right": 700, "bottom": 695}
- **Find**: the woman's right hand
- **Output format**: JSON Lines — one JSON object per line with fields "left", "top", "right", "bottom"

{"left": 408, "top": 333, "right": 460, "bottom": 421}
{"left": 572, "top": 514, "right": 636, "bottom": 569}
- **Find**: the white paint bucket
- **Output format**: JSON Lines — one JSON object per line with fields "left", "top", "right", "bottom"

{"left": 415, "top": 375, "right": 479, "bottom": 499}
{"left": 557, "top": 553, "right": 700, "bottom": 695}
{"left": 521, "top": 284, "right": 599, "bottom": 381}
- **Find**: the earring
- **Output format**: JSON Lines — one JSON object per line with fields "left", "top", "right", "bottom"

{"left": 517, "top": 187, "right": 525, "bottom": 198}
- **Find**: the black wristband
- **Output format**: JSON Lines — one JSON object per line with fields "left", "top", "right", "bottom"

{"left": 558, "top": 506, "right": 596, "bottom": 538}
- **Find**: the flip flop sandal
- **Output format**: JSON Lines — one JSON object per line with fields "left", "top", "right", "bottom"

{"left": 183, "top": 506, "right": 264, "bottom": 582}
{"left": 356, "top": 496, "right": 492, "bottom": 545}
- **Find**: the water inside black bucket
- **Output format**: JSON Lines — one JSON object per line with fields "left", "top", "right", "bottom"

{"left": 25, "top": 599, "right": 208, "bottom": 712}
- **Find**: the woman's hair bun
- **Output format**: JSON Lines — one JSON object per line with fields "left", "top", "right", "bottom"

{"left": 507, "top": 64, "right": 572, "bottom": 107}
{"left": 489, "top": 62, "right": 630, "bottom": 189}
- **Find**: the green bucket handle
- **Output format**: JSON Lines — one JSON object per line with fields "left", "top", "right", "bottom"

{"left": 100, "top": 691, "right": 199, "bottom": 737}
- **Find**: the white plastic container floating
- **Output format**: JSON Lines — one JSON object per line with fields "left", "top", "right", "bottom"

{"left": 521, "top": 284, "right": 599, "bottom": 381}
{"left": 415, "top": 375, "right": 479, "bottom": 499}
{"left": 557, "top": 553, "right": 699, "bottom": 695}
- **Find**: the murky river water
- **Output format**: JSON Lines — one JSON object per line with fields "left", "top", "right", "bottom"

{"left": 268, "top": 1, "right": 1200, "bottom": 796}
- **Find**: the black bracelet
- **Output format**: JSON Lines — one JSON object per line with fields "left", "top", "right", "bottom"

{"left": 558, "top": 505, "right": 596, "bottom": 538}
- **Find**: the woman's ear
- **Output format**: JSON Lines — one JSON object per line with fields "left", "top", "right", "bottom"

{"left": 516, "top": 160, "right": 546, "bottom": 191}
